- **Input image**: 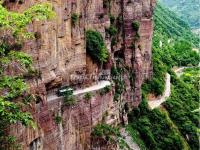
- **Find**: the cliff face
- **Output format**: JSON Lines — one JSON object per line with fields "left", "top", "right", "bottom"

{"left": 5, "top": 0, "right": 155, "bottom": 149}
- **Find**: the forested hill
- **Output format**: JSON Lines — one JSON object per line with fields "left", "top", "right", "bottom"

{"left": 152, "top": 3, "right": 199, "bottom": 95}
{"left": 153, "top": 3, "right": 200, "bottom": 48}
{"left": 126, "top": 3, "right": 199, "bottom": 150}
{"left": 160, "top": 0, "right": 200, "bottom": 29}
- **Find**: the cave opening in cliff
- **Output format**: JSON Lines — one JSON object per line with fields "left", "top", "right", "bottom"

{"left": 35, "top": 95, "right": 42, "bottom": 104}
{"left": 9, "top": 0, "right": 16, "bottom": 2}
{"left": 114, "top": 49, "right": 125, "bottom": 60}
{"left": 29, "top": 137, "right": 42, "bottom": 150}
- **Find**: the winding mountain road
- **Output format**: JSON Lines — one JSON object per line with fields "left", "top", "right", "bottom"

{"left": 148, "top": 66, "right": 196, "bottom": 109}
{"left": 47, "top": 80, "right": 111, "bottom": 102}
{"left": 148, "top": 73, "right": 171, "bottom": 109}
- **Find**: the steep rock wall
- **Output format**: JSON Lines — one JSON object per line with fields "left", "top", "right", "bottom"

{"left": 122, "top": 0, "right": 154, "bottom": 106}
{"left": 9, "top": 90, "right": 119, "bottom": 150}
{"left": 4, "top": 0, "right": 155, "bottom": 149}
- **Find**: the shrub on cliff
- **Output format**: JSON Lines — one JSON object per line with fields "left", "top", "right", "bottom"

{"left": 99, "top": 85, "right": 112, "bottom": 96}
{"left": 92, "top": 123, "right": 120, "bottom": 145}
{"left": 86, "top": 30, "right": 109, "bottom": 64}
{"left": 109, "top": 14, "right": 115, "bottom": 24}
{"left": 106, "top": 25, "right": 117, "bottom": 37}
{"left": 111, "top": 37, "right": 117, "bottom": 47}
{"left": 0, "top": 3, "right": 55, "bottom": 39}
{"left": 84, "top": 92, "right": 92, "bottom": 101}
{"left": 92, "top": 123, "right": 130, "bottom": 149}
{"left": 64, "top": 94, "right": 76, "bottom": 106}
{"left": 71, "top": 13, "right": 79, "bottom": 26}
{"left": 111, "top": 66, "right": 126, "bottom": 101}
{"left": 132, "top": 21, "right": 140, "bottom": 31}
{"left": 54, "top": 115, "right": 62, "bottom": 124}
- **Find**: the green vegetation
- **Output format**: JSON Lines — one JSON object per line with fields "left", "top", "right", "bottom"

{"left": 71, "top": 13, "right": 79, "bottom": 26}
{"left": 92, "top": 124, "right": 130, "bottom": 149}
{"left": 92, "top": 124, "right": 120, "bottom": 146}
{"left": 134, "top": 32, "right": 140, "bottom": 41}
{"left": 154, "top": 3, "right": 199, "bottom": 47}
{"left": 0, "top": 3, "right": 54, "bottom": 149}
{"left": 106, "top": 25, "right": 117, "bottom": 37}
{"left": 86, "top": 30, "right": 109, "bottom": 64}
{"left": 163, "top": 71, "right": 199, "bottom": 150}
{"left": 84, "top": 92, "right": 92, "bottom": 101}
{"left": 132, "top": 21, "right": 140, "bottom": 31}
{"left": 128, "top": 95, "right": 189, "bottom": 150}
{"left": 109, "top": 14, "right": 115, "bottom": 24}
{"left": 126, "top": 125, "right": 147, "bottom": 150}
{"left": 92, "top": 124, "right": 120, "bottom": 139}
{"left": 99, "top": 85, "right": 112, "bottom": 96}
{"left": 111, "top": 37, "right": 117, "bottom": 47}
{"left": 64, "top": 94, "right": 76, "bottom": 106}
{"left": 144, "top": 3, "right": 200, "bottom": 96}
{"left": 142, "top": 65, "right": 165, "bottom": 96}
{"left": 0, "top": 2, "right": 55, "bottom": 39}
{"left": 130, "top": 43, "right": 135, "bottom": 50}
{"left": 102, "top": 111, "right": 109, "bottom": 123}
{"left": 180, "top": 67, "right": 200, "bottom": 91}
{"left": 107, "top": 14, "right": 119, "bottom": 48}
{"left": 160, "top": 0, "right": 200, "bottom": 29}
{"left": 0, "top": 76, "right": 27, "bottom": 100}
{"left": 54, "top": 115, "right": 62, "bottom": 124}
{"left": 127, "top": 3, "right": 200, "bottom": 150}
{"left": 111, "top": 65, "right": 126, "bottom": 101}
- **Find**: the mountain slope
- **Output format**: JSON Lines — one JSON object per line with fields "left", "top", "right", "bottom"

{"left": 127, "top": 3, "right": 199, "bottom": 150}
{"left": 160, "top": 0, "right": 200, "bottom": 29}
{"left": 153, "top": 3, "right": 200, "bottom": 47}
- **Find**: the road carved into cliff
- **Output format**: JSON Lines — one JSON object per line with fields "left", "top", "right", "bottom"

{"left": 47, "top": 80, "right": 111, "bottom": 101}
{"left": 148, "top": 73, "right": 171, "bottom": 109}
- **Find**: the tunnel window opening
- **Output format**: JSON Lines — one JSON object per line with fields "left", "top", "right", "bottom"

{"left": 18, "top": 0, "right": 24, "bottom": 4}
{"left": 124, "top": 103, "right": 129, "bottom": 112}
{"left": 35, "top": 95, "right": 42, "bottom": 104}
{"left": 29, "top": 137, "right": 42, "bottom": 150}
{"left": 114, "top": 50, "right": 124, "bottom": 60}
{"left": 9, "top": 0, "right": 16, "bottom": 2}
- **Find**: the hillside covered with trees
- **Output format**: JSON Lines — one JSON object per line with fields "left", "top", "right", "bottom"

{"left": 160, "top": 0, "right": 200, "bottom": 30}
{"left": 127, "top": 3, "right": 200, "bottom": 150}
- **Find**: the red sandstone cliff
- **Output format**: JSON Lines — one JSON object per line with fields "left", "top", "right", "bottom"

{"left": 4, "top": 0, "right": 155, "bottom": 149}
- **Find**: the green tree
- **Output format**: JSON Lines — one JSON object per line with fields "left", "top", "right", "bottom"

{"left": 86, "top": 30, "right": 109, "bottom": 66}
